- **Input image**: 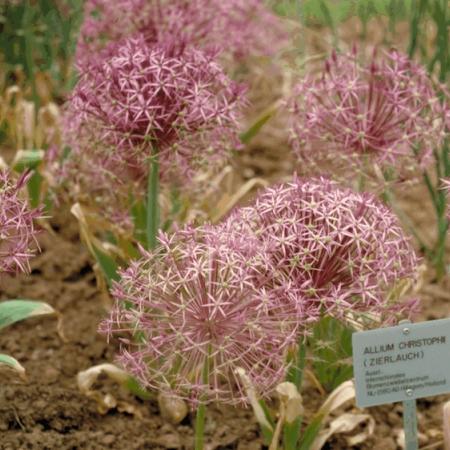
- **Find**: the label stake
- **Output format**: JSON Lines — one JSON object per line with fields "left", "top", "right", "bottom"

{"left": 399, "top": 320, "right": 418, "bottom": 450}
{"left": 403, "top": 398, "right": 418, "bottom": 450}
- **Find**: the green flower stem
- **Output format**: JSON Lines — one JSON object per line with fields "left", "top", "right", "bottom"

{"left": 146, "top": 147, "right": 160, "bottom": 250}
{"left": 194, "top": 355, "right": 210, "bottom": 450}
{"left": 286, "top": 338, "right": 306, "bottom": 388}
{"left": 283, "top": 339, "right": 306, "bottom": 450}
{"left": 408, "top": 0, "right": 427, "bottom": 59}
{"left": 23, "top": 0, "right": 38, "bottom": 106}
{"left": 194, "top": 402, "right": 207, "bottom": 450}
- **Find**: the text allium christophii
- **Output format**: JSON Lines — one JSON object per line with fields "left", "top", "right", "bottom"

{"left": 100, "top": 225, "right": 299, "bottom": 405}
{"left": 289, "top": 49, "right": 449, "bottom": 184}
{"left": 224, "top": 177, "right": 420, "bottom": 326}
{"left": 0, "top": 171, "right": 42, "bottom": 275}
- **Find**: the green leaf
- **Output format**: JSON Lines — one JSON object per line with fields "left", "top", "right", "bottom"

{"left": 309, "top": 316, "right": 353, "bottom": 392}
{"left": 11, "top": 150, "right": 44, "bottom": 208}
{"left": 27, "top": 171, "right": 43, "bottom": 208}
{"left": 298, "top": 380, "right": 355, "bottom": 450}
{"left": 0, "top": 299, "right": 55, "bottom": 330}
{"left": 126, "top": 376, "right": 152, "bottom": 401}
{"left": 130, "top": 198, "right": 147, "bottom": 245}
{"left": 12, "top": 149, "right": 44, "bottom": 172}
{"left": 298, "top": 414, "right": 325, "bottom": 450}
{"left": 91, "top": 245, "right": 120, "bottom": 286}
{"left": 239, "top": 105, "right": 278, "bottom": 145}
{"left": 0, "top": 353, "right": 26, "bottom": 378}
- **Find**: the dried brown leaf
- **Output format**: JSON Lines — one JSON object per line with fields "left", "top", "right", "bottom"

{"left": 311, "top": 413, "right": 375, "bottom": 450}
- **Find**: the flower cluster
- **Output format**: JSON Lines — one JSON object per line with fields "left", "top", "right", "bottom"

{"left": 103, "top": 177, "right": 419, "bottom": 404}
{"left": 0, "top": 171, "right": 42, "bottom": 275}
{"left": 72, "top": 37, "right": 243, "bottom": 173}
{"left": 101, "top": 225, "right": 299, "bottom": 405}
{"left": 56, "top": 36, "right": 245, "bottom": 228}
{"left": 223, "top": 177, "right": 419, "bottom": 325}
{"left": 76, "top": 0, "right": 286, "bottom": 70}
{"left": 289, "top": 50, "right": 448, "bottom": 183}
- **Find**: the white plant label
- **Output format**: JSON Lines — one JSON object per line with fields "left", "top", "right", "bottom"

{"left": 352, "top": 318, "right": 450, "bottom": 407}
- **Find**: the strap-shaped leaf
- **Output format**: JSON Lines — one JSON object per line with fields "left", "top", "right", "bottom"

{"left": 12, "top": 149, "right": 44, "bottom": 172}
{"left": 0, "top": 300, "right": 55, "bottom": 330}
{"left": 239, "top": 102, "right": 279, "bottom": 145}
{"left": 0, "top": 353, "right": 26, "bottom": 377}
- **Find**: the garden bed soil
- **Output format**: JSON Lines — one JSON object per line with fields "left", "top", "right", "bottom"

{"left": 0, "top": 182, "right": 449, "bottom": 450}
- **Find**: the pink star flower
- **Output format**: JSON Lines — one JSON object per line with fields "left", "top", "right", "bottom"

{"left": 69, "top": 36, "right": 243, "bottom": 178}
{"left": 223, "top": 177, "right": 420, "bottom": 325}
{"left": 101, "top": 225, "right": 300, "bottom": 405}
{"left": 54, "top": 36, "right": 245, "bottom": 229}
{"left": 0, "top": 171, "right": 42, "bottom": 275}
{"left": 289, "top": 49, "right": 448, "bottom": 183}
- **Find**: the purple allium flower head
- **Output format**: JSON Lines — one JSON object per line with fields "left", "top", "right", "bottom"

{"left": 68, "top": 35, "right": 244, "bottom": 182}
{"left": 55, "top": 36, "right": 245, "bottom": 228}
{"left": 289, "top": 49, "right": 449, "bottom": 183}
{"left": 76, "top": 0, "right": 286, "bottom": 70}
{"left": 0, "top": 170, "right": 42, "bottom": 275}
{"left": 100, "top": 225, "right": 299, "bottom": 405}
{"left": 223, "top": 177, "right": 420, "bottom": 326}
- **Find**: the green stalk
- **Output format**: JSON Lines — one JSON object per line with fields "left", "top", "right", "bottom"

{"left": 430, "top": 0, "right": 448, "bottom": 83}
{"left": 422, "top": 0, "right": 449, "bottom": 277}
{"left": 194, "top": 403, "right": 207, "bottom": 450}
{"left": 286, "top": 338, "right": 306, "bottom": 387}
{"left": 283, "top": 339, "right": 306, "bottom": 450}
{"left": 146, "top": 146, "right": 160, "bottom": 250}
{"left": 434, "top": 217, "right": 448, "bottom": 279}
{"left": 22, "top": 0, "right": 38, "bottom": 106}
{"left": 318, "top": 0, "right": 338, "bottom": 49}
{"left": 194, "top": 354, "right": 211, "bottom": 450}
{"left": 408, "top": 0, "right": 427, "bottom": 59}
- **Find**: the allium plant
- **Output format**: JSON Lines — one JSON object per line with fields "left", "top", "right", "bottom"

{"left": 223, "top": 177, "right": 420, "bottom": 326}
{"left": 101, "top": 225, "right": 299, "bottom": 405}
{"left": 76, "top": 0, "right": 286, "bottom": 70}
{"left": 99, "top": 177, "right": 419, "bottom": 449}
{"left": 0, "top": 170, "right": 55, "bottom": 379}
{"left": 58, "top": 35, "right": 244, "bottom": 248}
{"left": 289, "top": 49, "right": 448, "bottom": 185}
{"left": 101, "top": 224, "right": 300, "bottom": 448}
{"left": 0, "top": 170, "right": 42, "bottom": 274}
